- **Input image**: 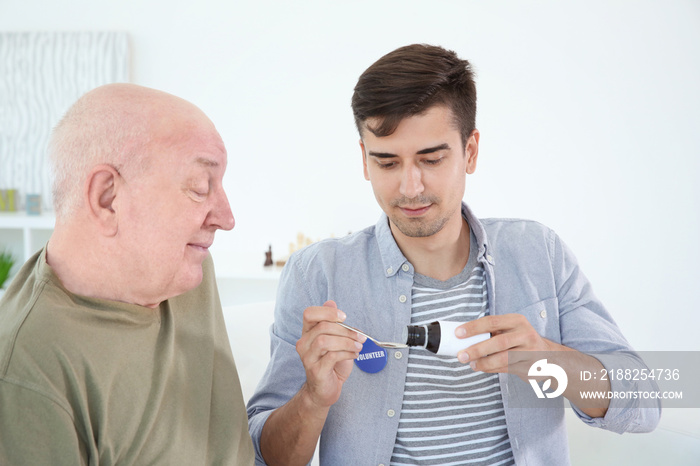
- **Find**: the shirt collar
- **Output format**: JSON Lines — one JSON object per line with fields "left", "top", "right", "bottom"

{"left": 374, "top": 201, "right": 492, "bottom": 278}
{"left": 374, "top": 212, "right": 408, "bottom": 277}
{"left": 460, "top": 202, "right": 493, "bottom": 265}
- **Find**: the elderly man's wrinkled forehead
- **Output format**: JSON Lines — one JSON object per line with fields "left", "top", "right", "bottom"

{"left": 83, "top": 83, "right": 211, "bottom": 131}
{"left": 92, "top": 84, "right": 222, "bottom": 161}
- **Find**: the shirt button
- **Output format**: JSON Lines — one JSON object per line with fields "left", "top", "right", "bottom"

{"left": 540, "top": 310, "right": 547, "bottom": 318}
{"left": 387, "top": 409, "right": 395, "bottom": 417}
{"left": 399, "top": 295, "right": 407, "bottom": 303}
{"left": 402, "top": 264, "right": 410, "bottom": 272}
{"left": 394, "top": 351, "right": 403, "bottom": 359}
{"left": 486, "top": 254, "right": 494, "bottom": 264}
{"left": 386, "top": 267, "right": 393, "bottom": 275}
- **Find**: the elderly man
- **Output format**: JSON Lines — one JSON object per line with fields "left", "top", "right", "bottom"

{"left": 0, "top": 84, "right": 254, "bottom": 464}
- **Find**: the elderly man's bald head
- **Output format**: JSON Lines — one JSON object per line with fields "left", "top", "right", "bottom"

{"left": 49, "top": 83, "right": 214, "bottom": 219}
{"left": 45, "top": 83, "right": 233, "bottom": 306}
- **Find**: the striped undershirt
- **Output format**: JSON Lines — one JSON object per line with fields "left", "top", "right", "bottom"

{"left": 390, "top": 236, "right": 514, "bottom": 465}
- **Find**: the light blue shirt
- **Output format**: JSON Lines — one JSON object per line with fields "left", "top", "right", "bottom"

{"left": 247, "top": 203, "right": 660, "bottom": 465}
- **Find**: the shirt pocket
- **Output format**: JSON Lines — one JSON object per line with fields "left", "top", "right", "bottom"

{"left": 513, "top": 297, "right": 561, "bottom": 343}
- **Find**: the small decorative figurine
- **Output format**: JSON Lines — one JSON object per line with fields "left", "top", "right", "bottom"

{"left": 26, "top": 194, "right": 42, "bottom": 216}
{"left": 0, "top": 189, "right": 18, "bottom": 212}
{"left": 264, "top": 245, "right": 273, "bottom": 267}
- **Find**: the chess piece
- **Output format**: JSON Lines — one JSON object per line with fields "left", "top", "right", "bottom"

{"left": 264, "top": 245, "right": 273, "bottom": 267}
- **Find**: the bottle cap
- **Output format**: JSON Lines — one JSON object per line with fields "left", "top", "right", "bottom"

{"left": 404, "top": 325, "right": 427, "bottom": 348}
{"left": 354, "top": 339, "right": 387, "bottom": 373}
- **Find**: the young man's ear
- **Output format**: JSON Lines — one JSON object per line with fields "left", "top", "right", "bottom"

{"left": 85, "top": 164, "right": 120, "bottom": 236}
{"left": 465, "top": 129, "right": 480, "bottom": 175}
{"left": 360, "top": 140, "right": 370, "bottom": 181}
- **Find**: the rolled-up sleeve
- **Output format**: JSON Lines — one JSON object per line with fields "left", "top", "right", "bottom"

{"left": 550, "top": 231, "right": 661, "bottom": 432}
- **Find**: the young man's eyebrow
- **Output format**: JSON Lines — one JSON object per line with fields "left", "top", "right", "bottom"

{"left": 368, "top": 143, "right": 450, "bottom": 158}
{"left": 416, "top": 143, "right": 450, "bottom": 155}
{"left": 368, "top": 151, "right": 397, "bottom": 158}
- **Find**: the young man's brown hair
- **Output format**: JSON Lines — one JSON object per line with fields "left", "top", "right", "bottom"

{"left": 351, "top": 43, "right": 477, "bottom": 147}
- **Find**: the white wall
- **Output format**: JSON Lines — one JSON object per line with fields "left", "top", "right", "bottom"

{"left": 4, "top": 0, "right": 698, "bottom": 350}
{"left": 2, "top": 0, "right": 699, "bottom": 462}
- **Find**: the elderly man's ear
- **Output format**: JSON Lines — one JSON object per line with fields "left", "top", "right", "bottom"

{"left": 86, "top": 164, "right": 120, "bottom": 236}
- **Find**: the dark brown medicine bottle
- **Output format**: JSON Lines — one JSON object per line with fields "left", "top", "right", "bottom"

{"left": 403, "top": 321, "right": 490, "bottom": 357}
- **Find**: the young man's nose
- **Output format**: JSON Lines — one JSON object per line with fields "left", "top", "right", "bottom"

{"left": 399, "top": 165, "right": 424, "bottom": 199}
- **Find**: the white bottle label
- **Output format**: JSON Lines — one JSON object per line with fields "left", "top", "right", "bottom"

{"left": 436, "top": 321, "right": 491, "bottom": 357}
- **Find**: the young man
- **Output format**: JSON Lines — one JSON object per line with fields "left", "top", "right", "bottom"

{"left": 247, "top": 44, "right": 660, "bottom": 465}
{"left": 0, "top": 84, "right": 254, "bottom": 464}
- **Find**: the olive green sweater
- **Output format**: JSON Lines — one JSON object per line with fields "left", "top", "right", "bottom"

{"left": 0, "top": 248, "right": 254, "bottom": 465}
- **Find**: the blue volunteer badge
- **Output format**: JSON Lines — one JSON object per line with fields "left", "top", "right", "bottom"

{"left": 354, "top": 338, "right": 388, "bottom": 373}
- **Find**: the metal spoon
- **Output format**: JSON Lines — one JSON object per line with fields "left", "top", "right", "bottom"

{"left": 335, "top": 322, "right": 408, "bottom": 349}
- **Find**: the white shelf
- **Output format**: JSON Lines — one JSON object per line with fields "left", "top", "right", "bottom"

{"left": 0, "top": 212, "right": 55, "bottom": 262}
{"left": 210, "top": 250, "right": 283, "bottom": 305}
{"left": 0, "top": 212, "right": 56, "bottom": 229}
{"left": 210, "top": 247, "right": 286, "bottom": 279}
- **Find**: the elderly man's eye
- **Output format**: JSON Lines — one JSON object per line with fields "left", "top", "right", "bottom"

{"left": 186, "top": 188, "right": 209, "bottom": 201}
